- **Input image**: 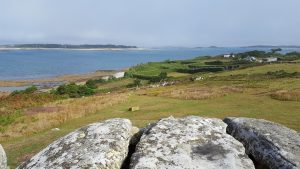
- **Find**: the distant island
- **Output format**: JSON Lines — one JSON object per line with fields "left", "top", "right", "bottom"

{"left": 243, "top": 45, "right": 300, "bottom": 48}
{"left": 0, "top": 44, "right": 137, "bottom": 49}
{"left": 195, "top": 45, "right": 300, "bottom": 48}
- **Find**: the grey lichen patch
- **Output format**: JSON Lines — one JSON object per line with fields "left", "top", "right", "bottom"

{"left": 0, "top": 144, "right": 7, "bottom": 169}
{"left": 18, "top": 118, "right": 137, "bottom": 169}
{"left": 130, "top": 116, "right": 254, "bottom": 169}
{"left": 224, "top": 117, "right": 300, "bottom": 169}
{"left": 192, "top": 143, "right": 230, "bottom": 161}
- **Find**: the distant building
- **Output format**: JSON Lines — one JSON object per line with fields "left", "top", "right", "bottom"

{"left": 113, "top": 72, "right": 125, "bottom": 78}
{"left": 224, "top": 54, "right": 235, "bottom": 58}
{"left": 102, "top": 76, "right": 110, "bottom": 80}
{"left": 263, "top": 57, "right": 278, "bottom": 62}
{"left": 244, "top": 56, "right": 257, "bottom": 62}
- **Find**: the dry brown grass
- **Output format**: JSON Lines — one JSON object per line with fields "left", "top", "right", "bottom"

{"left": 0, "top": 92, "right": 9, "bottom": 97}
{"left": 0, "top": 93, "right": 129, "bottom": 140}
{"left": 270, "top": 89, "right": 300, "bottom": 101}
{"left": 143, "top": 85, "right": 242, "bottom": 100}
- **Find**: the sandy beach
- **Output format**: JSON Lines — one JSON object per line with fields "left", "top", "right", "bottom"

{"left": 0, "top": 70, "right": 120, "bottom": 87}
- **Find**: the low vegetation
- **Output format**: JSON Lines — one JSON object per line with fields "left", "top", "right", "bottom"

{"left": 53, "top": 83, "right": 94, "bottom": 98}
{"left": 270, "top": 89, "right": 300, "bottom": 101}
{"left": 1, "top": 49, "right": 300, "bottom": 168}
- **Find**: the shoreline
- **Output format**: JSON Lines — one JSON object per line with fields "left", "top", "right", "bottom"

{"left": 0, "top": 70, "right": 122, "bottom": 88}
{"left": 0, "top": 47, "right": 147, "bottom": 51}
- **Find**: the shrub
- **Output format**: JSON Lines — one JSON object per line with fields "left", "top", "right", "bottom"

{"left": 127, "top": 79, "right": 142, "bottom": 88}
{"left": 133, "top": 79, "right": 142, "bottom": 87}
{"left": 0, "top": 110, "right": 22, "bottom": 127}
{"left": 124, "top": 72, "right": 133, "bottom": 78}
{"left": 159, "top": 72, "right": 168, "bottom": 80}
{"left": 236, "top": 50, "right": 268, "bottom": 58}
{"left": 130, "top": 72, "right": 168, "bottom": 83}
{"left": 204, "top": 60, "right": 224, "bottom": 65}
{"left": 266, "top": 70, "right": 299, "bottom": 78}
{"left": 177, "top": 67, "right": 225, "bottom": 73}
{"left": 86, "top": 79, "right": 106, "bottom": 89}
{"left": 55, "top": 83, "right": 95, "bottom": 98}
{"left": 10, "top": 86, "right": 38, "bottom": 96}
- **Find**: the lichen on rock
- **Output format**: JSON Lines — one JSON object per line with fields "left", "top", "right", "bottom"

{"left": 130, "top": 116, "right": 254, "bottom": 169}
{"left": 0, "top": 144, "right": 7, "bottom": 169}
{"left": 224, "top": 117, "right": 300, "bottom": 169}
{"left": 18, "top": 118, "right": 138, "bottom": 169}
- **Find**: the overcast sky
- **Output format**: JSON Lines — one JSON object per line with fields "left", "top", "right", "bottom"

{"left": 0, "top": 0, "right": 299, "bottom": 47}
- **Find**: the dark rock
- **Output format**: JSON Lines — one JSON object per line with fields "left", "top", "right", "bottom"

{"left": 224, "top": 117, "right": 300, "bottom": 169}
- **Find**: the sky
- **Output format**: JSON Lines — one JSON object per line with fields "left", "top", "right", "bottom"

{"left": 0, "top": 0, "right": 300, "bottom": 47}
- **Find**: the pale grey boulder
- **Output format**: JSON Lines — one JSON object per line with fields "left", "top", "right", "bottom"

{"left": 224, "top": 117, "right": 300, "bottom": 169}
{"left": 18, "top": 118, "right": 139, "bottom": 169}
{"left": 0, "top": 144, "right": 7, "bottom": 169}
{"left": 130, "top": 116, "right": 254, "bottom": 169}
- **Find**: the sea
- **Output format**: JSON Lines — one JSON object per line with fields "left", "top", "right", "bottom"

{"left": 0, "top": 47, "right": 299, "bottom": 81}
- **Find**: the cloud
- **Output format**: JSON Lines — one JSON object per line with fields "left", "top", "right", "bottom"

{"left": 0, "top": 0, "right": 299, "bottom": 46}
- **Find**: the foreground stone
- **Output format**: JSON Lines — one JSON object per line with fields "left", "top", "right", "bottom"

{"left": 18, "top": 118, "right": 138, "bottom": 169}
{"left": 130, "top": 116, "right": 254, "bottom": 169}
{"left": 224, "top": 117, "right": 300, "bottom": 169}
{"left": 0, "top": 144, "right": 7, "bottom": 169}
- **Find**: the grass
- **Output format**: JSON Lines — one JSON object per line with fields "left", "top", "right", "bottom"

{"left": 1, "top": 63, "right": 300, "bottom": 168}
{"left": 3, "top": 91, "right": 300, "bottom": 167}
{"left": 126, "top": 57, "right": 219, "bottom": 77}
{"left": 0, "top": 93, "right": 128, "bottom": 140}
{"left": 270, "top": 89, "right": 300, "bottom": 101}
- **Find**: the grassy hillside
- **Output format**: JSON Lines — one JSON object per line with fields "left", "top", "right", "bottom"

{"left": 1, "top": 53, "right": 300, "bottom": 167}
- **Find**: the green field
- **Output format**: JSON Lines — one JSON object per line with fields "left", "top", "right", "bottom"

{"left": 1, "top": 55, "right": 300, "bottom": 168}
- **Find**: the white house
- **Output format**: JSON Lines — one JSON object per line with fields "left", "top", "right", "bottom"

{"left": 224, "top": 54, "right": 235, "bottom": 58}
{"left": 101, "top": 76, "right": 110, "bottom": 80}
{"left": 113, "top": 72, "right": 125, "bottom": 78}
{"left": 263, "top": 57, "right": 278, "bottom": 62}
{"left": 244, "top": 56, "right": 257, "bottom": 62}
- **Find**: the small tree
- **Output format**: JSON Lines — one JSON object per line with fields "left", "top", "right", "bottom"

{"left": 133, "top": 79, "right": 141, "bottom": 87}
{"left": 159, "top": 72, "right": 167, "bottom": 81}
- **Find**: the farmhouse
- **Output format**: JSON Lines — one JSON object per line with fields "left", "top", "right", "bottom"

{"left": 223, "top": 54, "right": 235, "bottom": 58}
{"left": 113, "top": 72, "right": 125, "bottom": 78}
{"left": 244, "top": 56, "right": 257, "bottom": 62}
{"left": 263, "top": 57, "right": 278, "bottom": 62}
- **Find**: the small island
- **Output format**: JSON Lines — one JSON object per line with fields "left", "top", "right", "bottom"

{"left": 0, "top": 44, "right": 138, "bottom": 50}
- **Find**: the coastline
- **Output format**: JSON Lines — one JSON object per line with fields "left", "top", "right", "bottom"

{"left": 0, "top": 47, "right": 147, "bottom": 51}
{"left": 0, "top": 70, "right": 122, "bottom": 88}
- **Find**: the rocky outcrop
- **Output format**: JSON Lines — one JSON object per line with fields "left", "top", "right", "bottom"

{"left": 0, "top": 144, "right": 7, "bottom": 169}
{"left": 224, "top": 117, "right": 300, "bottom": 169}
{"left": 16, "top": 116, "right": 300, "bottom": 169}
{"left": 130, "top": 116, "right": 255, "bottom": 169}
{"left": 18, "top": 118, "right": 138, "bottom": 169}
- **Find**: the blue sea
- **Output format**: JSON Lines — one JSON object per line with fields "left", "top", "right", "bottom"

{"left": 0, "top": 47, "right": 299, "bottom": 80}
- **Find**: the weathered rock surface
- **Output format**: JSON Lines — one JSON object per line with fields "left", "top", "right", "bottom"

{"left": 18, "top": 118, "right": 138, "bottom": 169}
{"left": 130, "top": 116, "right": 254, "bottom": 169}
{"left": 0, "top": 144, "right": 7, "bottom": 169}
{"left": 224, "top": 117, "right": 300, "bottom": 169}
